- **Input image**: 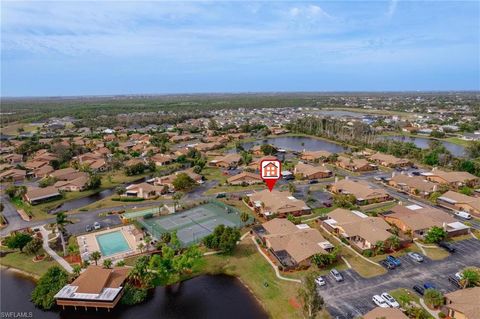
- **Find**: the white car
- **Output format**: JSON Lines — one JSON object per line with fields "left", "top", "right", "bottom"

{"left": 93, "top": 222, "right": 101, "bottom": 230}
{"left": 407, "top": 252, "right": 424, "bottom": 262}
{"left": 372, "top": 295, "right": 389, "bottom": 308}
{"left": 455, "top": 272, "right": 463, "bottom": 281}
{"left": 315, "top": 276, "right": 326, "bottom": 287}
{"left": 454, "top": 211, "right": 472, "bottom": 219}
{"left": 381, "top": 293, "right": 400, "bottom": 308}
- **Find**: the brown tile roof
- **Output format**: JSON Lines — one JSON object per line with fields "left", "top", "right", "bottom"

{"left": 227, "top": 171, "right": 262, "bottom": 183}
{"left": 250, "top": 190, "right": 310, "bottom": 215}
{"left": 294, "top": 162, "right": 331, "bottom": 177}
{"left": 390, "top": 174, "right": 436, "bottom": 193}
{"left": 331, "top": 179, "right": 389, "bottom": 201}
{"left": 440, "top": 191, "right": 480, "bottom": 212}
{"left": 71, "top": 266, "right": 129, "bottom": 294}
{"left": 210, "top": 153, "right": 241, "bottom": 165}
{"left": 444, "top": 287, "right": 480, "bottom": 319}
{"left": 370, "top": 152, "right": 411, "bottom": 166}
{"left": 301, "top": 150, "right": 332, "bottom": 160}
{"left": 387, "top": 205, "right": 457, "bottom": 231}
{"left": 363, "top": 307, "right": 409, "bottom": 319}
{"left": 25, "top": 186, "right": 60, "bottom": 201}
{"left": 426, "top": 169, "right": 478, "bottom": 183}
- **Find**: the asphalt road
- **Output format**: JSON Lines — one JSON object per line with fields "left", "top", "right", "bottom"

{"left": 321, "top": 238, "right": 480, "bottom": 319}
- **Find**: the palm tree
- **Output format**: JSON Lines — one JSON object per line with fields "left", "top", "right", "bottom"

{"left": 72, "top": 264, "right": 82, "bottom": 278}
{"left": 374, "top": 241, "right": 385, "bottom": 255}
{"left": 240, "top": 212, "right": 249, "bottom": 224}
{"left": 103, "top": 258, "right": 112, "bottom": 269}
{"left": 460, "top": 268, "right": 480, "bottom": 288}
{"left": 90, "top": 251, "right": 101, "bottom": 265}
{"left": 50, "top": 212, "right": 73, "bottom": 256}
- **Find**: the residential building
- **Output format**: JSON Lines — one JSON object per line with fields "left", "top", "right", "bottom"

{"left": 247, "top": 190, "right": 311, "bottom": 218}
{"left": 24, "top": 186, "right": 61, "bottom": 205}
{"left": 369, "top": 152, "right": 412, "bottom": 168}
{"left": 54, "top": 266, "right": 130, "bottom": 310}
{"left": 0, "top": 168, "right": 26, "bottom": 181}
{"left": 252, "top": 218, "right": 334, "bottom": 270}
{"left": 437, "top": 191, "right": 480, "bottom": 218}
{"left": 336, "top": 156, "right": 376, "bottom": 172}
{"left": 124, "top": 182, "right": 164, "bottom": 199}
{"left": 328, "top": 179, "right": 391, "bottom": 205}
{"left": 151, "top": 154, "right": 175, "bottom": 166}
{"left": 153, "top": 169, "right": 203, "bottom": 190}
{"left": 388, "top": 173, "right": 437, "bottom": 197}
{"left": 227, "top": 171, "right": 263, "bottom": 185}
{"left": 363, "top": 308, "right": 409, "bottom": 319}
{"left": 323, "top": 208, "right": 393, "bottom": 253}
{"left": 384, "top": 204, "right": 470, "bottom": 238}
{"left": 300, "top": 150, "right": 332, "bottom": 162}
{"left": 209, "top": 153, "right": 241, "bottom": 168}
{"left": 443, "top": 287, "right": 480, "bottom": 319}
{"left": 422, "top": 168, "right": 478, "bottom": 189}
{"left": 54, "top": 175, "right": 89, "bottom": 192}
{"left": 294, "top": 162, "right": 332, "bottom": 180}
{"left": 2, "top": 153, "right": 23, "bottom": 164}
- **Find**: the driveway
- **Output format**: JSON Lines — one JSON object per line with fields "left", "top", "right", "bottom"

{"left": 322, "top": 238, "right": 480, "bottom": 318}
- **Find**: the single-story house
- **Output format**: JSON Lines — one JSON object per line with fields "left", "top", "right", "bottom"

{"left": 437, "top": 191, "right": 480, "bottom": 218}
{"left": 54, "top": 175, "right": 89, "bottom": 192}
{"left": 363, "top": 308, "right": 409, "bottom": 319}
{"left": 227, "top": 171, "right": 263, "bottom": 185}
{"left": 300, "top": 150, "right": 332, "bottom": 162}
{"left": 2, "top": 153, "right": 23, "bottom": 165}
{"left": 384, "top": 204, "right": 470, "bottom": 238}
{"left": 252, "top": 218, "right": 334, "bottom": 270}
{"left": 323, "top": 208, "right": 393, "bottom": 253}
{"left": 422, "top": 169, "right": 478, "bottom": 189}
{"left": 328, "top": 179, "right": 391, "bottom": 205}
{"left": 209, "top": 153, "right": 241, "bottom": 168}
{"left": 124, "top": 182, "right": 164, "bottom": 199}
{"left": 294, "top": 162, "right": 332, "bottom": 180}
{"left": 369, "top": 152, "right": 412, "bottom": 168}
{"left": 24, "top": 186, "right": 61, "bottom": 205}
{"left": 247, "top": 190, "right": 311, "bottom": 218}
{"left": 336, "top": 156, "right": 376, "bottom": 172}
{"left": 443, "top": 287, "right": 480, "bottom": 319}
{"left": 0, "top": 168, "right": 26, "bottom": 181}
{"left": 150, "top": 154, "right": 175, "bottom": 167}
{"left": 54, "top": 266, "right": 130, "bottom": 310}
{"left": 388, "top": 173, "right": 437, "bottom": 197}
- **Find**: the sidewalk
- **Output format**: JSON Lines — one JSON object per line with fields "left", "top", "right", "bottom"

{"left": 39, "top": 226, "right": 73, "bottom": 274}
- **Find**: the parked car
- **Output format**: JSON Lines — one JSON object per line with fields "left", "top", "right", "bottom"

{"left": 315, "top": 276, "right": 326, "bottom": 287}
{"left": 454, "top": 211, "right": 472, "bottom": 219}
{"left": 448, "top": 276, "right": 462, "bottom": 288}
{"left": 216, "top": 192, "right": 226, "bottom": 198}
{"left": 407, "top": 252, "right": 424, "bottom": 262}
{"left": 93, "top": 222, "right": 101, "bottom": 230}
{"left": 413, "top": 285, "right": 425, "bottom": 296}
{"left": 411, "top": 171, "right": 421, "bottom": 176}
{"left": 372, "top": 295, "right": 389, "bottom": 308}
{"left": 308, "top": 179, "right": 319, "bottom": 184}
{"left": 381, "top": 293, "right": 400, "bottom": 308}
{"left": 423, "top": 282, "right": 436, "bottom": 290}
{"left": 439, "top": 241, "right": 456, "bottom": 253}
{"left": 330, "top": 269, "right": 344, "bottom": 282}
{"left": 386, "top": 255, "right": 401, "bottom": 266}
{"left": 85, "top": 224, "right": 92, "bottom": 232}
{"left": 455, "top": 272, "right": 463, "bottom": 281}
{"left": 380, "top": 260, "right": 396, "bottom": 270}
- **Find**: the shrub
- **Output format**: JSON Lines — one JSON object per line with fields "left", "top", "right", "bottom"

{"left": 362, "top": 249, "right": 374, "bottom": 257}
{"left": 144, "top": 213, "right": 153, "bottom": 219}
{"left": 112, "top": 197, "right": 145, "bottom": 202}
{"left": 120, "top": 283, "right": 148, "bottom": 305}
{"left": 31, "top": 266, "right": 69, "bottom": 309}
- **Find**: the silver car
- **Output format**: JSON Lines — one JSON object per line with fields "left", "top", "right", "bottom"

{"left": 407, "top": 252, "right": 424, "bottom": 262}
{"left": 330, "top": 269, "right": 343, "bottom": 282}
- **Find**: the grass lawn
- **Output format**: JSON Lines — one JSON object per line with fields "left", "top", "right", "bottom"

{"left": 0, "top": 246, "right": 59, "bottom": 278}
{"left": 422, "top": 246, "right": 449, "bottom": 260}
{"left": 0, "top": 123, "right": 42, "bottom": 135}
{"left": 300, "top": 207, "right": 334, "bottom": 222}
{"left": 389, "top": 288, "right": 420, "bottom": 307}
{"left": 444, "top": 137, "right": 472, "bottom": 147}
{"left": 196, "top": 239, "right": 308, "bottom": 319}
{"left": 205, "top": 183, "right": 265, "bottom": 195}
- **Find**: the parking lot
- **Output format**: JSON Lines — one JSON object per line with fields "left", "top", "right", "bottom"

{"left": 321, "top": 238, "right": 480, "bottom": 319}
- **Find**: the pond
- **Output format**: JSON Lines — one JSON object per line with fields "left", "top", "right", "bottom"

{"left": 49, "top": 176, "right": 151, "bottom": 214}
{"left": 0, "top": 269, "right": 269, "bottom": 319}
{"left": 243, "top": 136, "right": 348, "bottom": 153}
{"left": 380, "top": 135, "right": 466, "bottom": 157}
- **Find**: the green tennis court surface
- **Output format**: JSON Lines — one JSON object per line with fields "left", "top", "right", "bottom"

{"left": 138, "top": 201, "right": 249, "bottom": 246}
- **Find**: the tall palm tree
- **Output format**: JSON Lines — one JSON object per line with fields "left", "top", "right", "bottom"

{"left": 50, "top": 211, "right": 72, "bottom": 256}
{"left": 90, "top": 251, "right": 101, "bottom": 265}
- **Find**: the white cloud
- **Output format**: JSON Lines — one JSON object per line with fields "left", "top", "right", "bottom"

{"left": 386, "top": 0, "right": 398, "bottom": 19}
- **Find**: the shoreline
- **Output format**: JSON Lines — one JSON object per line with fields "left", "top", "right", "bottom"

{"left": 0, "top": 264, "right": 40, "bottom": 280}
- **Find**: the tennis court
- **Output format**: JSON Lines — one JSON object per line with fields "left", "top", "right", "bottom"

{"left": 138, "top": 201, "right": 250, "bottom": 246}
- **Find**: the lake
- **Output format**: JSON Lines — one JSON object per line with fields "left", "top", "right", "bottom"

{"left": 243, "top": 136, "right": 348, "bottom": 153}
{"left": 0, "top": 269, "right": 269, "bottom": 319}
{"left": 380, "top": 135, "right": 466, "bottom": 157}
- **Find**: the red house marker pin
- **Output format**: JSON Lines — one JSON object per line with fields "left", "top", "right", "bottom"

{"left": 260, "top": 159, "right": 281, "bottom": 192}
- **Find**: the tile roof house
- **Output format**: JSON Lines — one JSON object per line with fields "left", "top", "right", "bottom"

{"left": 54, "top": 266, "right": 130, "bottom": 310}
{"left": 33, "top": 165, "right": 55, "bottom": 178}
{"left": 209, "top": 153, "right": 241, "bottom": 168}
{"left": 328, "top": 179, "right": 391, "bottom": 205}
{"left": 369, "top": 152, "right": 412, "bottom": 168}
{"left": 247, "top": 190, "right": 311, "bottom": 218}
{"left": 54, "top": 175, "right": 89, "bottom": 192}
{"left": 384, "top": 204, "right": 470, "bottom": 238}
{"left": 437, "top": 191, "right": 480, "bottom": 218}
{"left": 323, "top": 208, "right": 394, "bottom": 253}
{"left": 2, "top": 153, "right": 23, "bottom": 164}
{"left": 124, "top": 182, "right": 165, "bottom": 199}
{"left": 443, "top": 287, "right": 480, "bottom": 319}
{"left": 0, "top": 168, "right": 26, "bottom": 181}
{"left": 363, "top": 308, "right": 409, "bottom": 319}
{"left": 294, "top": 162, "right": 332, "bottom": 180}
{"left": 150, "top": 154, "right": 175, "bottom": 166}
{"left": 227, "top": 171, "right": 263, "bottom": 185}
{"left": 252, "top": 218, "right": 334, "bottom": 269}
{"left": 336, "top": 156, "right": 377, "bottom": 172}
{"left": 422, "top": 168, "right": 478, "bottom": 189}
{"left": 388, "top": 173, "right": 437, "bottom": 197}
{"left": 300, "top": 150, "right": 332, "bottom": 162}
{"left": 24, "top": 186, "right": 61, "bottom": 205}
{"left": 247, "top": 156, "right": 278, "bottom": 171}
{"left": 153, "top": 169, "right": 203, "bottom": 190}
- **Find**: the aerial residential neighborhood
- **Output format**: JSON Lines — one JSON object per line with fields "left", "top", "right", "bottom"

{"left": 1, "top": 1, "right": 479, "bottom": 319}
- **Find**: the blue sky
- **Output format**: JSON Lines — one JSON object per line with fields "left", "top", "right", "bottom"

{"left": 2, "top": 1, "right": 479, "bottom": 96}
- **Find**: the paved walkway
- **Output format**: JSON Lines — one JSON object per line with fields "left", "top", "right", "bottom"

{"left": 250, "top": 236, "right": 301, "bottom": 283}
{"left": 419, "top": 298, "right": 440, "bottom": 319}
{"left": 39, "top": 226, "right": 73, "bottom": 274}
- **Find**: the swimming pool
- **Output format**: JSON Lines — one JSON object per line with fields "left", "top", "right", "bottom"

{"left": 96, "top": 231, "right": 131, "bottom": 257}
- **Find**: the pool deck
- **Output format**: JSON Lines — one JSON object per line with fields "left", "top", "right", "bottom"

{"left": 77, "top": 225, "right": 141, "bottom": 262}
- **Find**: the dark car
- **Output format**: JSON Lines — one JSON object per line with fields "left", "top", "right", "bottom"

{"left": 448, "top": 276, "right": 462, "bottom": 288}
{"left": 438, "top": 241, "right": 456, "bottom": 253}
{"left": 85, "top": 224, "right": 92, "bottom": 232}
{"left": 308, "top": 179, "right": 319, "bottom": 184}
{"left": 323, "top": 202, "right": 332, "bottom": 208}
{"left": 423, "top": 282, "right": 436, "bottom": 290}
{"left": 411, "top": 171, "right": 421, "bottom": 176}
{"left": 380, "top": 260, "right": 396, "bottom": 270}
{"left": 386, "top": 255, "right": 401, "bottom": 266}
{"left": 413, "top": 285, "right": 425, "bottom": 296}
